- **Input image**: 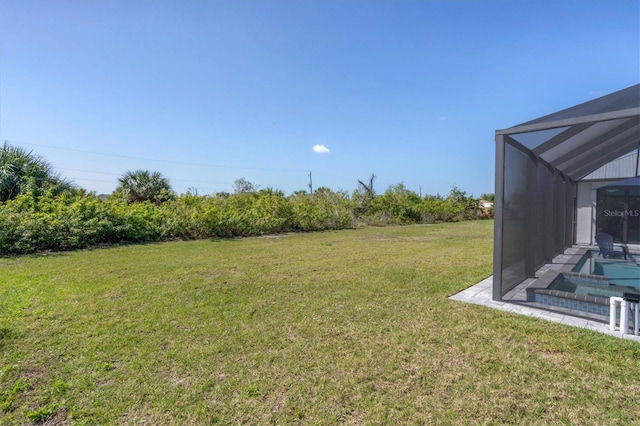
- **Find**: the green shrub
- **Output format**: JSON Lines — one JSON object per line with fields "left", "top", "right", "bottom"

{"left": 289, "top": 189, "right": 353, "bottom": 231}
{"left": 0, "top": 183, "right": 486, "bottom": 255}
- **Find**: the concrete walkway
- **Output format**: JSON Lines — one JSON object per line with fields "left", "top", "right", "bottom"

{"left": 450, "top": 275, "right": 640, "bottom": 342}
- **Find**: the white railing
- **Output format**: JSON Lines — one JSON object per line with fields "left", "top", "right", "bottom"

{"left": 610, "top": 296, "right": 640, "bottom": 336}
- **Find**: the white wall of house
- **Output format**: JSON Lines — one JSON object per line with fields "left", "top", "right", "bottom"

{"left": 575, "top": 180, "right": 615, "bottom": 245}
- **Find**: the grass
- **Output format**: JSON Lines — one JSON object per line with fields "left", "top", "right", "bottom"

{"left": 0, "top": 220, "right": 639, "bottom": 424}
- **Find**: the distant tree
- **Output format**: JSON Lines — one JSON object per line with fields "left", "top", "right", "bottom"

{"left": 0, "top": 141, "right": 74, "bottom": 202}
{"left": 258, "top": 187, "right": 284, "bottom": 196}
{"left": 353, "top": 173, "right": 376, "bottom": 214}
{"left": 114, "top": 170, "right": 174, "bottom": 205}
{"left": 445, "top": 186, "right": 478, "bottom": 220}
{"left": 479, "top": 193, "right": 495, "bottom": 202}
{"left": 369, "top": 183, "right": 423, "bottom": 223}
{"left": 233, "top": 178, "right": 259, "bottom": 194}
{"left": 447, "top": 186, "right": 468, "bottom": 204}
{"left": 314, "top": 186, "right": 333, "bottom": 195}
{"left": 357, "top": 173, "right": 376, "bottom": 200}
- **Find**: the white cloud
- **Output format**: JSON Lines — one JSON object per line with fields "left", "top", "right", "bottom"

{"left": 313, "top": 144, "right": 330, "bottom": 154}
{"left": 438, "top": 116, "right": 448, "bottom": 121}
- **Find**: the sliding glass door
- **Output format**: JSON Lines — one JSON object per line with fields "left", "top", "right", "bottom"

{"left": 597, "top": 186, "right": 640, "bottom": 244}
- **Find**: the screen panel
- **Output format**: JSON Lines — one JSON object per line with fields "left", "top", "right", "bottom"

{"left": 500, "top": 142, "right": 530, "bottom": 294}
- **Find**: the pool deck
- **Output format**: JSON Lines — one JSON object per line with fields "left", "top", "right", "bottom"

{"left": 450, "top": 246, "right": 640, "bottom": 342}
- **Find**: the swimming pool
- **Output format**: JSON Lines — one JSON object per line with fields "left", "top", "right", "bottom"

{"left": 548, "top": 273, "right": 639, "bottom": 299}
{"left": 527, "top": 272, "right": 639, "bottom": 318}
{"left": 526, "top": 249, "right": 640, "bottom": 318}
{"left": 572, "top": 250, "right": 640, "bottom": 287}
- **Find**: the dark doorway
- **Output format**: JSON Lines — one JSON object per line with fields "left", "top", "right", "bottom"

{"left": 597, "top": 179, "right": 640, "bottom": 244}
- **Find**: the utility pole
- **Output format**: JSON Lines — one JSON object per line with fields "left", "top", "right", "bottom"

{"left": 308, "top": 171, "right": 313, "bottom": 194}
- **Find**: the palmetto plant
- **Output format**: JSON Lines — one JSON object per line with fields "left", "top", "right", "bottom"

{"left": 0, "top": 142, "right": 72, "bottom": 202}
{"left": 0, "top": 161, "right": 21, "bottom": 202}
{"left": 115, "top": 169, "right": 174, "bottom": 205}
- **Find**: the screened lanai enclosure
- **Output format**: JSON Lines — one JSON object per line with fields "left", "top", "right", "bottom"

{"left": 493, "top": 84, "right": 640, "bottom": 300}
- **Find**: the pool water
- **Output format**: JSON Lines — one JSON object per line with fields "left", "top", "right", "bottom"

{"left": 548, "top": 274, "right": 639, "bottom": 299}
{"left": 572, "top": 250, "right": 640, "bottom": 287}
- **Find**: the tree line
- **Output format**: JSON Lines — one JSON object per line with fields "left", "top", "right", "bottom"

{"left": 0, "top": 142, "right": 493, "bottom": 255}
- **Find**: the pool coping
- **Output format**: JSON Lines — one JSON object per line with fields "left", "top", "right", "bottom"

{"left": 525, "top": 248, "right": 611, "bottom": 306}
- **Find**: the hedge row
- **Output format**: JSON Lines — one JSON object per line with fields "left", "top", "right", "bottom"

{"left": 0, "top": 186, "right": 490, "bottom": 255}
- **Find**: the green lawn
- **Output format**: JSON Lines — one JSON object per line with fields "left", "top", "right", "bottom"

{"left": 1, "top": 221, "right": 639, "bottom": 424}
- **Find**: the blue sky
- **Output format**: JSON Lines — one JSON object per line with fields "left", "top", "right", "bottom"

{"left": 1, "top": 0, "right": 638, "bottom": 196}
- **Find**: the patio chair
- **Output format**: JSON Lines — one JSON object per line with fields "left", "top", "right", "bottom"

{"left": 594, "top": 233, "right": 627, "bottom": 260}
